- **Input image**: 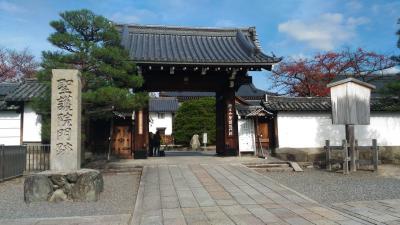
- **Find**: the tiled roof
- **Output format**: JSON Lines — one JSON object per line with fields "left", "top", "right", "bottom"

{"left": 0, "top": 83, "right": 19, "bottom": 96}
{"left": 0, "top": 83, "right": 18, "bottom": 110}
{"left": 236, "top": 83, "right": 274, "bottom": 98}
{"left": 262, "top": 96, "right": 399, "bottom": 112}
{"left": 370, "top": 98, "right": 400, "bottom": 111}
{"left": 263, "top": 96, "right": 331, "bottom": 112}
{"left": 0, "top": 101, "right": 6, "bottom": 110}
{"left": 149, "top": 97, "right": 179, "bottom": 112}
{"left": 245, "top": 100, "right": 264, "bottom": 106}
{"left": 5, "top": 79, "right": 48, "bottom": 102}
{"left": 118, "top": 24, "right": 281, "bottom": 68}
{"left": 236, "top": 104, "right": 261, "bottom": 116}
{"left": 332, "top": 75, "right": 400, "bottom": 97}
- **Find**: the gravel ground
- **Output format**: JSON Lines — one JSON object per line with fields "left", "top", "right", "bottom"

{"left": 264, "top": 168, "right": 400, "bottom": 204}
{"left": 0, "top": 172, "right": 140, "bottom": 219}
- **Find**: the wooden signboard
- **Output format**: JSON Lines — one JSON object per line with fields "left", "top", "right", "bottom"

{"left": 327, "top": 78, "right": 375, "bottom": 125}
{"left": 327, "top": 78, "right": 375, "bottom": 173}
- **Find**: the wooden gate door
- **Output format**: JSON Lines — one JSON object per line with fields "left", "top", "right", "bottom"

{"left": 257, "top": 121, "right": 270, "bottom": 149}
{"left": 112, "top": 125, "right": 132, "bottom": 159}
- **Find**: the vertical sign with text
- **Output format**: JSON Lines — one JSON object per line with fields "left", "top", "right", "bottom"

{"left": 55, "top": 79, "right": 73, "bottom": 154}
{"left": 51, "top": 69, "right": 81, "bottom": 171}
{"left": 227, "top": 103, "right": 234, "bottom": 136}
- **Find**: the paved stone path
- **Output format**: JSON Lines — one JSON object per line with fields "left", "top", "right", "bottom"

{"left": 2, "top": 151, "right": 399, "bottom": 225}
{"left": 131, "top": 163, "right": 372, "bottom": 225}
{"left": 333, "top": 199, "right": 400, "bottom": 224}
{"left": 0, "top": 214, "right": 131, "bottom": 225}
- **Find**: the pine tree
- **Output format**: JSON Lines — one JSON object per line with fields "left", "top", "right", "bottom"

{"left": 33, "top": 9, "right": 147, "bottom": 142}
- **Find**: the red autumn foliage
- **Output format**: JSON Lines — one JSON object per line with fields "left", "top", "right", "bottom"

{"left": 0, "top": 47, "right": 38, "bottom": 82}
{"left": 271, "top": 48, "right": 395, "bottom": 97}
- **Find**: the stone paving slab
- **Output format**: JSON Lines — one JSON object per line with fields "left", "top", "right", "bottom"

{"left": 130, "top": 163, "right": 376, "bottom": 225}
{"left": 333, "top": 199, "right": 400, "bottom": 224}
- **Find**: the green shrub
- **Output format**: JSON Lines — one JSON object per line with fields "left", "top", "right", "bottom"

{"left": 173, "top": 97, "right": 215, "bottom": 145}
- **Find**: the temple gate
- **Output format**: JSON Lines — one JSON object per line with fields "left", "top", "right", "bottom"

{"left": 118, "top": 24, "right": 280, "bottom": 156}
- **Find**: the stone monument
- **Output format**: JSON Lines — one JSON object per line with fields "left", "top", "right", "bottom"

{"left": 50, "top": 69, "right": 82, "bottom": 171}
{"left": 190, "top": 134, "right": 201, "bottom": 150}
{"left": 24, "top": 69, "right": 103, "bottom": 203}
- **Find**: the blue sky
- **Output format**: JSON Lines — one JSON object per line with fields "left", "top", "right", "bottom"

{"left": 0, "top": 0, "right": 399, "bottom": 90}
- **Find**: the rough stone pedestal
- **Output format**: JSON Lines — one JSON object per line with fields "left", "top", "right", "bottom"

{"left": 24, "top": 169, "right": 103, "bottom": 203}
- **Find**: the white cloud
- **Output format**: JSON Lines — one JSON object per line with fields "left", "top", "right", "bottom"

{"left": 278, "top": 13, "right": 369, "bottom": 51}
{"left": 0, "top": 1, "right": 24, "bottom": 13}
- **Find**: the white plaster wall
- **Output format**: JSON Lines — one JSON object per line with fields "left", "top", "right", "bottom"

{"left": 22, "top": 103, "right": 42, "bottom": 142}
{"left": 278, "top": 112, "right": 346, "bottom": 148}
{"left": 355, "top": 113, "right": 400, "bottom": 146}
{"left": 277, "top": 112, "right": 400, "bottom": 148}
{"left": 0, "top": 111, "right": 21, "bottom": 145}
{"left": 149, "top": 112, "right": 173, "bottom": 135}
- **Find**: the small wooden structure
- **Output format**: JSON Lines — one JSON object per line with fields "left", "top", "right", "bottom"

{"left": 327, "top": 78, "right": 376, "bottom": 172}
{"left": 236, "top": 98, "right": 275, "bottom": 157}
{"left": 325, "top": 139, "right": 378, "bottom": 174}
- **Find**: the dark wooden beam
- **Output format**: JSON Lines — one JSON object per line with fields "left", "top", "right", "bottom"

{"left": 139, "top": 70, "right": 249, "bottom": 92}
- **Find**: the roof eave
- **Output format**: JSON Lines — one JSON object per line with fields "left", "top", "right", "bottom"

{"left": 134, "top": 61, "right": 277, "bottom": 70}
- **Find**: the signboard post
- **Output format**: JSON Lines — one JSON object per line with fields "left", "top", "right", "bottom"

{"left": 327, "top": 78, "right": 375, "bottom": 173}
{"left": 203, "top": 133, "right": 207, "bottom": 148}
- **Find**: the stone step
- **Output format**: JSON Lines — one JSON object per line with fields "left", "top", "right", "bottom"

{"left": 103, "top": 167, "right": 143, "bottom": 174}
{"left": 254, "top": 167, "right": 293, "bottom": 172}
{"left": 246, "top": 163, "right": 290, "bottom": 168}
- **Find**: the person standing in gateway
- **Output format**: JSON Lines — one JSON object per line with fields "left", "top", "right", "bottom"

{"left": 148, "top": 132, "right": 154, "bottom": 156}
{"left": 153, "top": 131, "right": 161, "bottom": 156}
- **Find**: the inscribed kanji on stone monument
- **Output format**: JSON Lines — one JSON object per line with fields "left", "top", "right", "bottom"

{"left": 51, "top": 69, "right": 81, "bottom": 171}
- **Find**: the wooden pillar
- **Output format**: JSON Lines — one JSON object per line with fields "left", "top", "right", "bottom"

{"left": 223, "top": 89, "right": 239, "bottom": 156}
{"left": 325, "top": 140, "right": 331, "bottom": 171}
{"left": 342, "top": 139, "right": 349, "bottom": 175}
{"left": 215, "top": 89, "right": 239, "bottom": 156}
{"left": 20, "top": 103, "right": 24, "bottom": 145}
{"left": 372, "top": 139, "right": 378, "bottom": 171}
{"left": 254, "top": 117, "right": 259, "bottom": 157}
{"left": 215, "top": 91, "right": 225, "bottom": 155}
{"left": 133, "top": 107, "right": 149, "bottom": 153}
{"left": 346, "top": 124, "right": 356, "bottom": 172}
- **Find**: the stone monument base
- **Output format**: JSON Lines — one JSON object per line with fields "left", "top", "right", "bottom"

{"left": 24, "top": 169, "right": 103, "bottom": 203}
